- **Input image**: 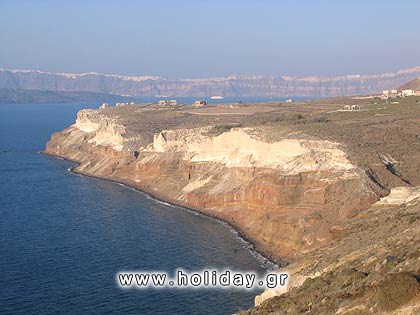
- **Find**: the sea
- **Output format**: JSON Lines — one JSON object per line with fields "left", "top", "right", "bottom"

{"left": 0, "top": 102, "right": 278, "bottom": 315}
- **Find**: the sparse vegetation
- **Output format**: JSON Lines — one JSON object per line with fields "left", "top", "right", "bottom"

{"left": 205, "top": 123, "right": 242, "bottom": 136}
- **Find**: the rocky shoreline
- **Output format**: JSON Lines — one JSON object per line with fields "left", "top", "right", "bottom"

{"left": 43, "top": 150, "right": 282, "bottom": 269}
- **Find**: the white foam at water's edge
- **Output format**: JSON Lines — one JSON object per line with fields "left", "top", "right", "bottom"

{"left": 65, "top": 166, "right": 279, "bottom": 271}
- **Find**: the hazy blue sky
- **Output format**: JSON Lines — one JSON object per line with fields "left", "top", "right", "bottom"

{"left": 1, "top": 0, "right": 420, "bottom": 77}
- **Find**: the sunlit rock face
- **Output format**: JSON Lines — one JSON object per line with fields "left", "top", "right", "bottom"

{"left": 45, "top": 107, "right": 378, "bottom": 262}
{"left": 151, "top": 127, "right": 355, "bottom": 172}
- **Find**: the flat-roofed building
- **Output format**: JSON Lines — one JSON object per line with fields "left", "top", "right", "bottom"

{"left": 158, "top": 100, "right": 170, "bottom": 106}
{"left": 194, "top": 100, "right": 207, "bottom": 107}
{"left": 402, "top": 89, "right": 416, "bottom": 97}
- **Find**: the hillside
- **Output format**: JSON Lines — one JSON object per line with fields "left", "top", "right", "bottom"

{"left": 399, "top": 77, "right": 420, "bottom": 91}
{"left": 2, "top": 66, "right": 420, "bottom": 98}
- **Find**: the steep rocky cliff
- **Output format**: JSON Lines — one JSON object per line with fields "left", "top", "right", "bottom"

{"left": 45, "top": 97, "right": 420, "bottom": 314}
{"left": 247, "top": 188, "right": 420, "bottom": 315}
{"left": 4, "top": 66, "right": 420, "bottom": 98}
{"left": 45, "top": 105, "right": 379, "bottom": 261}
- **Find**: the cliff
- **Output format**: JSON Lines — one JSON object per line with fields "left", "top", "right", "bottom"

{"left": 45, "top": 97, "right": 420, "bottom": 314}
{"left": 45, "top": 105, "right": 378, "bottom": 261}
{"left": 248, "top": 188, "right": 420, "bottom": 315}
{"left": 3, "top": 66, "right": 420, "bottom": 98}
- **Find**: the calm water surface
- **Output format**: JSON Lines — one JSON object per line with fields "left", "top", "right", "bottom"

{"left": 0, "top": 103, "right": 269, "bottom": 315}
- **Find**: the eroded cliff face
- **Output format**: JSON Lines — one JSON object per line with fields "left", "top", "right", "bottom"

{"left": 45, "top": 99, "right": 420, "bottom": 314}
{"left": 248, "top": 188, "right": 420, "bottom": 315}
{"left": 3, "top": 66, "right": 420, "bottom": 98}
{"left": 45, "top": 108, "right": 378, "bottom": 261}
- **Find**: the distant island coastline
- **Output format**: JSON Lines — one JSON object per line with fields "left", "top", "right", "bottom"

{"left": 2, "top": 66, "right": 420, "bottom": 99}
{"left": 0, "top": 88, "right": 140, "bottom": 104}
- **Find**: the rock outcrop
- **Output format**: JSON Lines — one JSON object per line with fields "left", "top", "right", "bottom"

{"left": 247, "top": 187, "right": 420, "bottom": 314}
{"left": 45, "top": 106, "right": 378, "bottom": 261}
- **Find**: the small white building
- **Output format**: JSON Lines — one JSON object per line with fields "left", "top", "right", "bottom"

{"left": 158, "top": 100, "right": 169, "bottom": 106}
{"left": 402, "top": 89, "right": 416, "bottom": 97}
{"left": 158, "top": 100, "right": 177, "bottom": 106}
{"left": 343, "top": 105, "right": 361, "bottom": 111}
{"left": 99, "top": 103, "right": 109, "bottom": 109}
{"left": 194, "top": 100, "right": 207, "bottom": 107}
{"left": 116, "top": 102, "right": 129, "bottom": 107}
{"left": 382, "top": 89, "right": 399, "bottom": 99}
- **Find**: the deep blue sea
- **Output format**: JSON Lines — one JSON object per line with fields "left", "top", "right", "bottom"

{"left": 0, "top": 103, "right": 271, "bottom": 315}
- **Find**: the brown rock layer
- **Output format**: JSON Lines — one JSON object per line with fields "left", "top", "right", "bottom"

{"left": 45, "top": 110, "right": 378, "bottom": 261}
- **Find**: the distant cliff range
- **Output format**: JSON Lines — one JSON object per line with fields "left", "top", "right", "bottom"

{"left": 1, "top": 66, "right": 420, "bottom": 98}
{"left": 0, "top": 88, "right": 140, "bottom": 104}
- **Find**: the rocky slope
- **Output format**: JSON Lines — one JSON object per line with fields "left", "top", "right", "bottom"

{"left": 3, "top": 66, "right": 420, "bottom": 98}
{"left": 45, "top": 97, "right": 420, "bottom": 314}
{"left": 399, "top": 77, "right": 420, "bottom": 91}
{"left": 246, "top": 189, "right": 420, "bottom": 315}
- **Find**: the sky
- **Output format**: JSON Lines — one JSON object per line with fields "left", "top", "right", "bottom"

{"left": 1, "top": 0, "right": 420, "bottom": 78}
